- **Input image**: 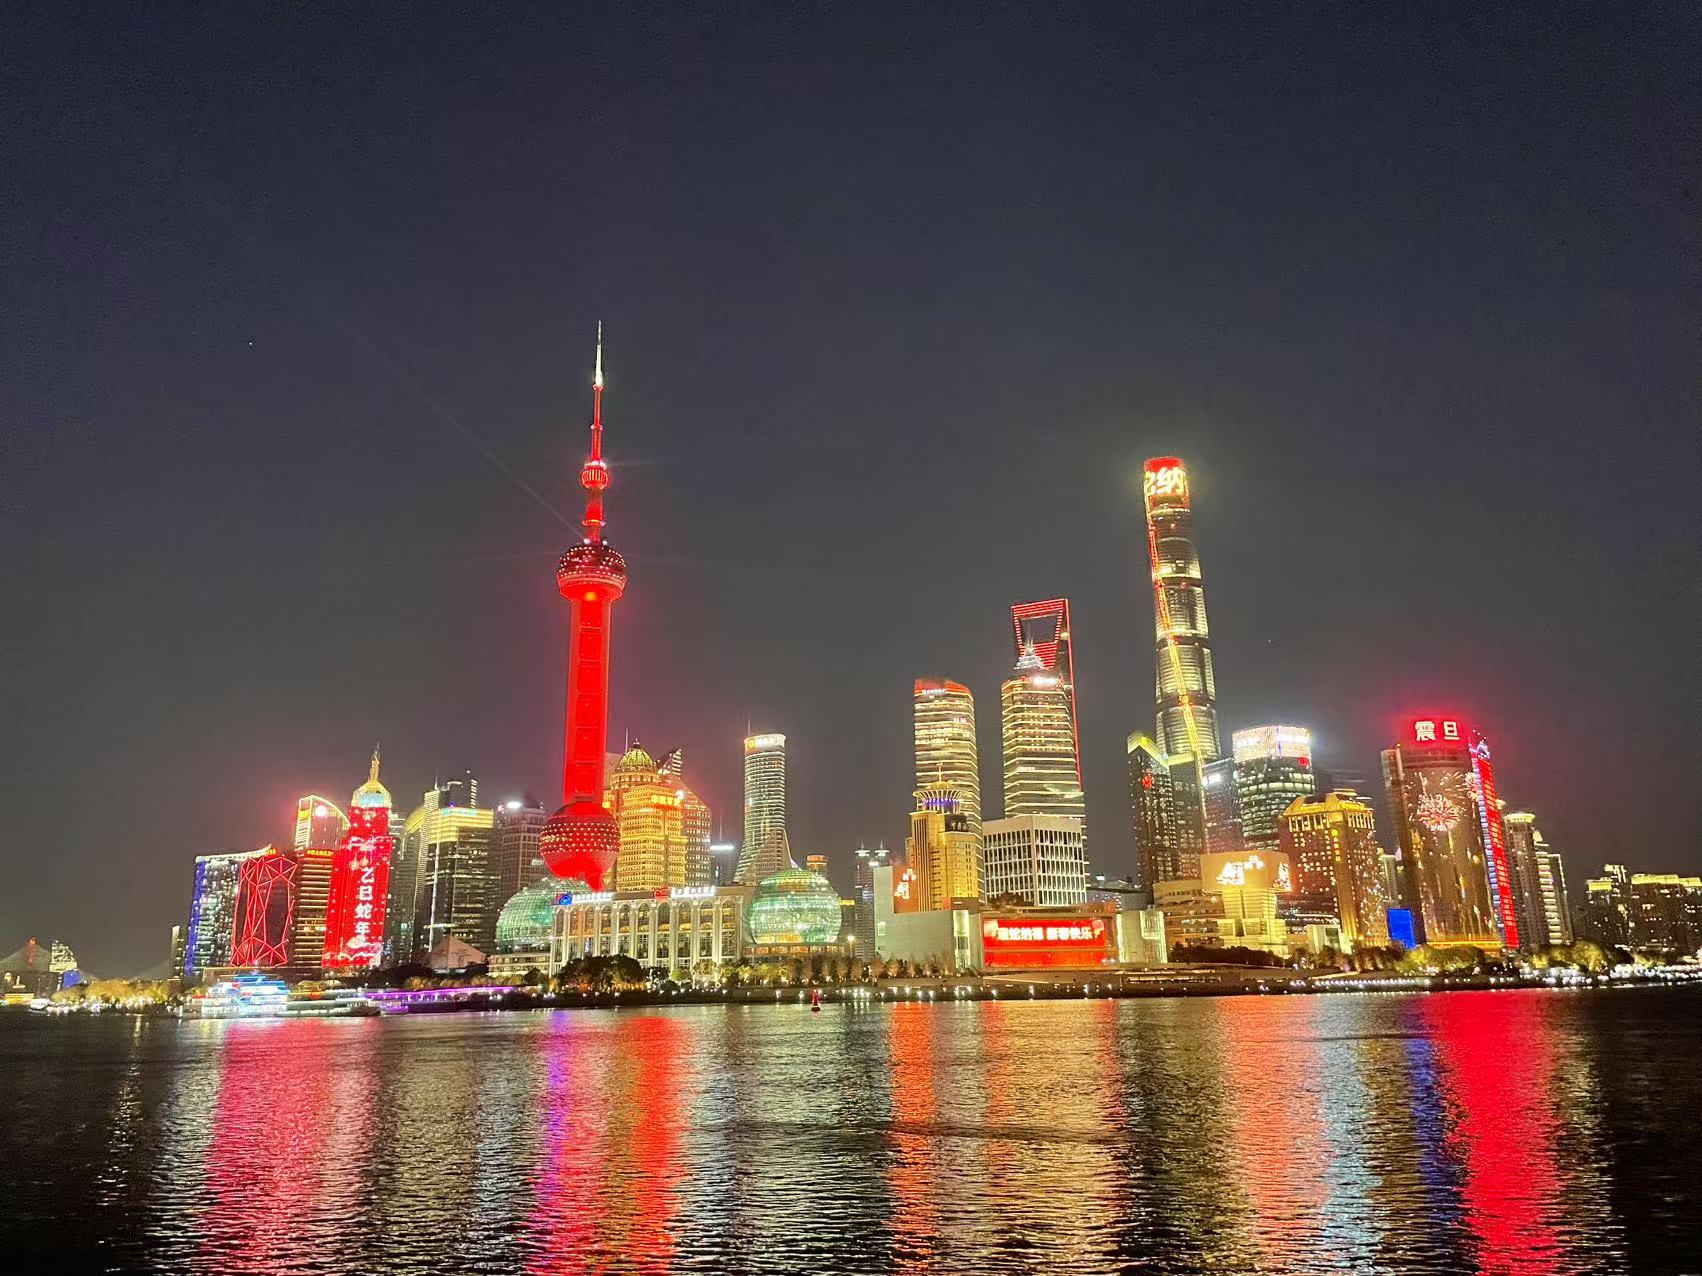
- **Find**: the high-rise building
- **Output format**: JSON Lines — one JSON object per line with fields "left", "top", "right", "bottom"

{"left": 1279, "top": 790, "right": 1389, "bottom": 949}
{"left": 1010, "top": 598, "right": 1081, "bottom": 806}
{"left": 851, "top": 844, "right": 890, "bottom": 961}
{"left": 659, "top": 749, "right": 714, "bottom": 887}
{"left": 737, "top": 732, "right": 790, "bottom": 884}
{"left": 610, "top": 743, "right": 688, "bottom": 891}
{"left": 1381, "top": 716, "right": 1509, "bottom": 948}
{"left": 1232, "top": 726, "right": 1315, "bottom": 851}
{"left": 293, "top": 795, "right": 349, "bottom": 852}
{"left": 1501, "top": 811, "right": 1550, "bottom": 952}
{"left": 904, "top": 783, "right": 981, "bottom": 910}
{"left": 1466, "top": 731, "right": 1520, "bottom": 948}
{"left": 1584, "top": 868, "right": 1702, "bottom": 953}
{"left": 983, "top": 815, "right": 1087, "bottom": 907}
{"left": 1128, "top": 733, "right": 1180, "bottom": 887}
{"left": 1000, "top": 647, "right": 1085, "bottom": 826}
{"left": 913, "top": 679, "right": 981, "bottom": 835}
{"left": 540, "top": 328, "right": 627, "bottom": 891}
{"left": 491, "top": 797, "right": 549, "bottom": 908}
{"left": 322, "top": 749, "right": 395, "bottom": 970}
{"left": 184, "top": 848, "right": 267, "bottom": 977}
{"left": 401, "top": 779, "right": 495, "bottom": 961}
{"left": 1142, "top": 458, "right": 1221, "bottom": 763}
{"left": 1535, "top": 843, "right": 1573, "bottom": 946}
{"left": 1201, "top": 756, "right": 1242, "bottom": 857}
{"left": 1167, "top": 753, "right": 1206, "bottom": 881}
{"left": 290, "top": 848, "right": 335, "bottom": 970}
{"left": 229, "top": 846, "right": 298, "bottom": 968}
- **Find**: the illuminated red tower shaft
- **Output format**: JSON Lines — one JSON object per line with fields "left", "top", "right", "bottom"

{"left": 539, "top": 328, "right": 628, "bottom": 889}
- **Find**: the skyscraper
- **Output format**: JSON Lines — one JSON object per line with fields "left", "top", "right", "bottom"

{"left": 400, "top": 778, "right": 495, "bottom": 962}
{"left": 1279, "top": 790, "right": 1389, "bottom": 949}
{"left": 184, "top": 847, "right": 267, "bottom": 977}
{"left": 1010, "top": 598, "right": 1081, "bottom": 806}
{"left": 913, "top": 679, "right": 981, "bottom": 835}
{"left": 1535, "top": 841, "right": 1573, "bottom": 946}
{"left": 983, "top": 815, "right": 1087, "bottom": 906}
{"left": 491, "top": 797, "right": 549, "bottom": 908}
{"left": 904, "top": 783, "right": 981, "bottom": 910}
{"left": 609, "top": 743, "right": 688, "bottom": 891}
{"left": 1127, "top": 733, "right": 1180, "bottom": 887}
{"left": 1381, "top": 716, "right": 1506, "bottom": 948}
{"left": 1142, "top": 458, "right": 1221, "bottom": 763}
{"left": 540, "top": 328, "right": 627, "bottom": 891}
{"left": 659, "top": 749, "right": 714, "bottom": 888}
{"left": 1502, "top": 811, "right": 1547, "bottom": 952}
{"left": 1000, "top": 647, "right": 1085, "bottom": 825}
{"left": 1201, "top": 756, "right": 1243, "bottom": 856}
{"left": 1232, "top": 726, "right": 1316, "bottom": 850}
{"left": 322, "top": 749, "right": 395, "bottom": 970}
{"left": 1466, "top": 732, "right": 1521, "bottom": 948}
{"left": 737, "top": 732, "right": 789, "bottom": 884}
{"left": 851, "top": 844, "right": 891, "bottom": 961}
{"left": 293, "top": 795, "right": 348, "bottom": 853}
{"left": 230, "top": 845, "right": 298, "bottom": 968}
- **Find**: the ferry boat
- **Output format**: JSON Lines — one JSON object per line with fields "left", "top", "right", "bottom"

{"left": 194, "top": 974, "right": 290, "bottom": 1018}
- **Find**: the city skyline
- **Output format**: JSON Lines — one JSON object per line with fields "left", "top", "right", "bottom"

{"left": 5, "top": 6, "right": 1698, "bottom": 973}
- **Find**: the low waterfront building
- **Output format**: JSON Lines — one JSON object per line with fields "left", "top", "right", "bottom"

{"left": 551, "top": 884, "right": 753, "bottom": 978}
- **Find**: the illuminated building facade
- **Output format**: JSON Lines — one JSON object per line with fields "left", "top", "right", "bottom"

{"left": 293, "top": 795, "right": 348, "bottom": 853}
{"left": 184, "top": 848, "right": 266, "bottom": 977}
{"left": 1142, "top": 458, "right": 1221, "bottom": 763}
{"left": 1201, "top": 756, "right": 1242, "bottom": 856}
{"left": 1584, "top": 867, "right": 1702, "bottom": 952}
{"left": 540, "top": 329, "right": 627, "bottom": 891}
{"left": 872, "top": 882, "right": 1167, "bottom": 970}
{"left": 491, "top": 797, "right": 549, "bottom": 910}
{"left": 1536, "top": 844, "right": 1573, "bottom": 946}
{"left": 552, "top": 884, "right": 752, "bottom": 977}
{"left": 1278, "top": 790, "right": 1389, "bottom": 949}
{"left": 1467, "top": 731, "right": 1520, "bottom": 948}
{"left": 905, "top": 783, "right": 982, "bottom": 910}
{"left": 982, "top": 814, "right": 1087, "bottom": 907}
{"left": 609, "top": 744, "right": 688, "bottom": 891}
{"left": 1232, "top": 725, "right": 1315, "bottom": 850}
{"left": 659, "top": 749, "right": 714, "bottom": 887}
{"left": 748, "top": 867, "right": 846, "bottom": 955}
{"left": 737, "top": 732, "right": 790, "bottom": 884}
{"left": 290, "top": 848, "right": 334, "bottom": 971}
{"left": 1381, "top": 717, "right": 1502, "bottom": 948}
{"left": 913, "top": 679, "right": 981, "bottom": 835}
{"left": 322, "top": 749, "right": 394, "bottom": 970}
{"left": 229, "top": 846, "right": 298, "bottom": 967}
{"left": 1128, "top": 734, "right": 1179, "bottom": 887}
{"left": 851, "top": 844, "right": 891, "bottom": 961}
{"left": 1010, "top": 598, "right": 1081, "bottom": 807}
{"left": 1201, "top": 848, "right": 1292, "bottom": 954}
{"left": 1502, "top": 812, "right": 1549, "bottom": 952}
{"left": 397, "top": 781, "right": 495, "bottom": 961}
{"left": 1000, "top": 647, "right": 1085, "bottom": 826}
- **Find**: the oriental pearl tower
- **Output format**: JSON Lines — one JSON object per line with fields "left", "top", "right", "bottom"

{"left": 538, "top": 326, "right": 626, "bottom": 889}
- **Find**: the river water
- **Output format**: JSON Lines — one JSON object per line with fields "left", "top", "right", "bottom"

{"left": 1, "top": 986, "right": 1697, "bottom": 1274}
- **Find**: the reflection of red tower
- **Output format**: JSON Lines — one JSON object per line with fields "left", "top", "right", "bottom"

{"left": 539, "top": 327, "right": 627, "bottom": 889}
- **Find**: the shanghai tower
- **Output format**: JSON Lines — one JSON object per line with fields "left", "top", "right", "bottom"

{"left": 1142, "top": 457, "right": 1221, "bottom": 762}
{"left": 539, "top": 327, "right": 627, "bottom": 890}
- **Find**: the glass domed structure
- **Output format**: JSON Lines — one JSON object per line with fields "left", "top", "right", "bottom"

{"left": 494, "top": 875, "right": 587, "bottom": 953}
{"left": 748, "top": 867, "right": 842, "bottom": 947}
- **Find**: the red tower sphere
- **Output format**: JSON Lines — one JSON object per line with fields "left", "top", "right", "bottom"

{"left": 539, "top": 327, "right": 627, "bottom": 889}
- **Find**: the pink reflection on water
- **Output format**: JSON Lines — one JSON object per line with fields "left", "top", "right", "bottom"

{"left": 1422, "top": 993, "right": 1565, "bottom": 1276}
{"left": 528, "top": 1014, "right": 685, "bottom": 1274}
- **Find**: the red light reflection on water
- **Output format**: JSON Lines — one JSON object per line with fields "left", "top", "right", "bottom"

{"left": 1422, "top": 993, "right": 1564, "bottom": 1276}
{"left": 887, "top": 1001, "right": 943, "bottom": 1264}
{"left": 528, "top": 1014, "right": 684, "bottom": 1274}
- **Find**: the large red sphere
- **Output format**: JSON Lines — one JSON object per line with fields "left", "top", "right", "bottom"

{"left": 539, "top": 799, "right": 619, "bottom": 889}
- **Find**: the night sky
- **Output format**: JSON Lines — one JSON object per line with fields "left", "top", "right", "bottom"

{"left": 5, "top": 6, "right": 1697, "bottom": 973}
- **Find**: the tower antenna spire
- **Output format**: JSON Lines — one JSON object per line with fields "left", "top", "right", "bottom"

{"left": 579, "top": 322, "right": 611, "bottom": 543}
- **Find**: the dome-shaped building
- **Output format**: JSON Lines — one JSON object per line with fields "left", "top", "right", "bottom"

{"left": 494, "top": 875, "right": 587, "bottom": 952}
{"left": 748, "top": 867, "right": 843, "bottom": 948}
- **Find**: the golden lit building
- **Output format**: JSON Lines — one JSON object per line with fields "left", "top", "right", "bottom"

{"left": 609, "top": 744, "right": 688, "bottom": 891}
{"left": 1201, "top": 848, "right": 1291, "bottom": 954}
{"left": 904, "top": 783, "right": 981, "bottom": 910}
{"left": 1001, "top": 647, "right": 1085, "bottom": 827}
{"left": 914, "top": 679, "right": 981, "bottom": 835}
{"left": 1279, "top": 790, "right": 1389, "bottom": 949}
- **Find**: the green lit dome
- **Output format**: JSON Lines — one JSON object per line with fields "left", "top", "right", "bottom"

{"left": 615, "top": 743, "right": 657, "bottom": 773}
{"left": 494, "top": 875, "right": 587, "bottom": 952}
{"left": 749, "top": 868, "right": 841, "bottom": 946}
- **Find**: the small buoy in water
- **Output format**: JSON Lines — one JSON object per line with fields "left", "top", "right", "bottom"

{"left": 810, "top": 986, "right": 823, "bottom": 1011}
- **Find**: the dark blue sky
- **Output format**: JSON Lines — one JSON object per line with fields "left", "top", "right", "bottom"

{"left": 4, "top": 5, "right": 1697, "bottom": 972}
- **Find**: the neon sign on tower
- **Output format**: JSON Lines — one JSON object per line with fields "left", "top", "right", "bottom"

{"left": 322, "top": 748, "right": 395, "bottom": 969}
{"left": 539, "top": 327, "right": 627, "bottom": 890}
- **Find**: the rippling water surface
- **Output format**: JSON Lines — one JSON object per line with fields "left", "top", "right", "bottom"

{"left": 2, "top": 987, "right": 1698, "bottom": 1273}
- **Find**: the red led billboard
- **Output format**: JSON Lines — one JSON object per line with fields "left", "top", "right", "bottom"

{"left": 980, "top": 916, "right": 1113, "bottom": 969}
